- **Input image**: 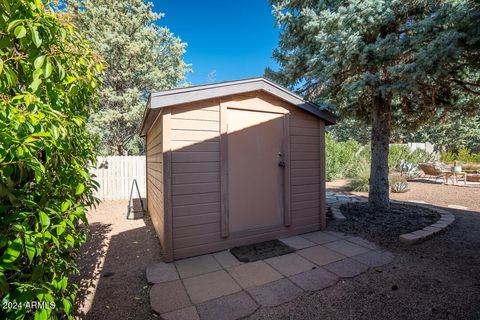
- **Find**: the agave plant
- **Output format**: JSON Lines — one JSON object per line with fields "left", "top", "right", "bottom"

{"left": 399, "top": 160, "right": 420, "bottom": 179}
{"left": 391, "top": 181, "right": 409, "bottom": 193}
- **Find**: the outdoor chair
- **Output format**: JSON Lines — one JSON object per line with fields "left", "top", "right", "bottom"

{"left": 418, "top": 163, "right": 453, "bottom": 183}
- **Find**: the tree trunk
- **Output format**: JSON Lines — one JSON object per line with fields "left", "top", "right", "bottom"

{"left": 368, "top": 94, "right": 392, "bottom": 210}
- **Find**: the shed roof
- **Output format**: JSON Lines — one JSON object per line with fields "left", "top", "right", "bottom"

{"left": 139, "top": 77, "right": 336, "bottom": 136}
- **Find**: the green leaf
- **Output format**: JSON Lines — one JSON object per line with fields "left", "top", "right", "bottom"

{"left": 32, "top": 27, "right": 42, "bottom": 47}
{"left": 56, "top": 224, "right": 65, "bottom": 236}
{"left": 33, "top": 68, "right": 43, "bottom": 80}
{"left": 14, "top": 25, "right": 27, "bottom": 38}
{"left": 50, "top": 124, "right": 59, "bottom": 139}
{"left": 61, "top": 200, "right": 71, "bottom": 212}
{"left": 0, "top": 59, "right": 3, "bottom": 74}
{"left": 63, "top": 298, "right": 72, "bottom": 315}
{"left": 75, "top": 183, "right": 85, "bottom": 195}
{"left": 25, "top": 238, "right": 36, "bottom": 263}
{"left": 1, "top": 238, "right": 23, "bottom": 266}
{"left": 50, "top": 234, "right": 59, "bottom": 248}
{"left": 38, "top": 211, "right": 50, "bottom": 229}
{"left": 34, "top": 308, "right": 47, "bottom": 320}
{"left": 16, "top": 146, "right": 25, "bottom": 158}
{"left": 44, "top": 60, "right": 52, "bottom": 78}
{"left": 7, "top": 19, "right": 22, "bottom": 32}
{"left": 29, "top": 78, "right": 42, "bottom": 92}
{"left": 34, "top": 55, "right": 45, "bottom": 69}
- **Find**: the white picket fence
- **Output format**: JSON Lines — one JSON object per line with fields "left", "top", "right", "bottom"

{"left": 90, "top": 156, "right": 146, "bottom": 200}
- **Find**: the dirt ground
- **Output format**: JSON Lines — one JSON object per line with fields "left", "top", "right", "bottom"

{"left": 75, "top": 181, "right": 480, "bottom": 319}
{"left": 328, "top": 179, "right": 480, "bottom": 212}
{"left": 73, "top": 201, "right": 162, "bottom": 319}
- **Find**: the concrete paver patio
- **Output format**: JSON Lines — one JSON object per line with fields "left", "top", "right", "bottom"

{"left": 147, "top": 230, "right": 394, "bottom": 320}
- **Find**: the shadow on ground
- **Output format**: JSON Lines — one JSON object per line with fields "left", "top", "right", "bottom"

{"left": 73, "top": 209, "right": 162, "bottom": 320}
{"left": 250, "top": 204, "right": 480, "bottom": 320}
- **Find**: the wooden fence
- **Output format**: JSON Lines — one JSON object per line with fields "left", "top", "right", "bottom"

{"left": 90, "top": 156, "right": 146, "bottom": 200}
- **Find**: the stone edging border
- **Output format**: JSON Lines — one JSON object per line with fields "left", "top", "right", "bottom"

{"left": 328, "top": 199, "right": 455, "bottom": 245}
{"left": 394, "top": 201, "right": 455, "bottom": 245}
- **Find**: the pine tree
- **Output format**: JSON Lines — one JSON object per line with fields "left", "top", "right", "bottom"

{"left": 267, "top": 0, "right": 480, "bottom": 209}
{"left": 65, "top": 0, "right": 190, "bottom": 155}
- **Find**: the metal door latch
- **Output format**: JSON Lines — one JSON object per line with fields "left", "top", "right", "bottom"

{"left": 278, "top": 152, "right": 285, "bottom": 168}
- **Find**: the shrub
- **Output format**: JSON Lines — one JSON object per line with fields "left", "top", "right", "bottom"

{"left": 325, "top": 133, "right": 362, "bottom": 181}
{"left": 440, "top": 148, "right": 480, "bottom": 164}
{"left": 440, "top": 151, "right": 456, "bottom": 163}
{"left": 0, "top": 1, "right": 103, "bottom": 319}
{"left": 388, "top": 144, "right": 435, "bottom": 171}
{"left": 349, "top": 161, "right": 370, "bottom": 192}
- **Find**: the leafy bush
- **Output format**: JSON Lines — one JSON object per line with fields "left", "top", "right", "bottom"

{"left": 0, "top": 1, "right": 103, "bottom": 319}
{"left": 349, "top": 161, "right": 371, "bottom": 192}
{"left": 440, "top": 147, "right": 480, "bottom": 164}
{"left": 388, "top": 144, "right": 436, "bottom": 171}
{"left": 325, "top": 133, "right": 362, "bottom": 181}
{"left": 440, "top": 151, "right": 456, "bottom": 163}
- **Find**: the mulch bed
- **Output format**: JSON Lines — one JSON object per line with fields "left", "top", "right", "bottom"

{"left": 230, "top": 239, "right": 295, "bottom": 262}
{"left": 332, "top": 202, "right": 440, "bottom": 247}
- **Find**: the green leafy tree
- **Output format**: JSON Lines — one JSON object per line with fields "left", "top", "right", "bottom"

{"left": 65, "top": 0, "right": 190, "bottom": 155}
{"left": 267, "top": 0, "right": 480, "bottom": 209}
{"left": 0, "top": 0, "right": 103, "bottom": 318}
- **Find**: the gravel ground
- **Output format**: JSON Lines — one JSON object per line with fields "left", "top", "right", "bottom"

{"left": 73, "top": 201, "right": 162, "bottom": 320}
{"left": 75, "top": 180, "right": 480, "bottom": 319}
{"left": 249, "top": 209, "right": 480, "bottom": 320}
{"left": 327, "top": 179, "right": 480, "bottom": 211}
{"left": 334, "top": 202, "right": 440, "bottom": 247}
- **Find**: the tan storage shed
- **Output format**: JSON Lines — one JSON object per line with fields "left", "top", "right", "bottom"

{"left": 139, "top": 78, "right": 335, "bottom": 261}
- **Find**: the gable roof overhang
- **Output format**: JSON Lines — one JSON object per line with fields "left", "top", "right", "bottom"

{"left": 139, "top": 77, "right": 336, "bottom": 137}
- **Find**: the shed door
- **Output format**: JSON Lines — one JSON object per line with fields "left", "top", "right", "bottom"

{"left": 227, "top": 108, "right": 285, "bottom": 233}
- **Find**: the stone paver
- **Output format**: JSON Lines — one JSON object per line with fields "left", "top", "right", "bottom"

{"left": 213, "top": 250, "right": 243, "bottom": 269}
{"left": 301, "top": 231, "right": 340, "bottom": 244}
{"left": 246, "top": 278, "right": 303, "bottom": 307}
{"left": 298, "top": 245, "right": 346, "bottom": 266}
{"left": 346, "top": 236, "right": 378, "bottom": 250}
{"left": 324, "top": 258, "right": 369, "bottom": 278}
{"left": 150, "top": 280, "right": 191, "bottom": 314}
{"left": 227, "top": 261, "right": 283, "bottom": 289}
{"left": 146, "top": 262, "right": 179, "bottom": 284}
{"left": 148, "top": 213, "right": 399, "bottom": 319}
{"left": 175, "top": 255, "right": 222, "bottom": 279}
{"left": 324, "top": 239, "right": 372, "bottom": 257}
{"left": 162, "top": 306, "right": 200, "bottom": 320}
{"left": 324, "top": 231, "right": 350, "bottom": 239}
{"left": 265, "top": 253, "right": 316, "bottom": 277}
{"left": 183, "top": 270, "right": 241, "bottom": 304}
{"left": 289, "top": 267, "right": 338, "bottom": 291}
{"left": 279, "top": 236, "right": 316, "bottom": 249}
{"left": 399, "top": 233, "right": 421, "bottom": 244}
{"left": 351, "top": 250, "right": 394, "bottom": 267}
{"left": 196, "top": 291, "right": 258, "bottom": 320}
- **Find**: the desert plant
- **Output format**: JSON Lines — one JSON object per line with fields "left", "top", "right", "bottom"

{"left": 399, "top": 160, "right": 420, "bottom": 180}
{"left": 0, "top": 1, "right": 103, "bottom": 319}
{"left": 391, "top": 181, "right": 409, "bottom": 193}
{"left": 349, "top": 161, "right": 371, "bottom": 192}
{"left": 389, "top": 176, "right": 410, "bottom": 193}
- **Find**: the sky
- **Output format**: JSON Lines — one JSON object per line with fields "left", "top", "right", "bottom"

{"left": 152, "top": 0, "right": 280, "bottom": 85}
